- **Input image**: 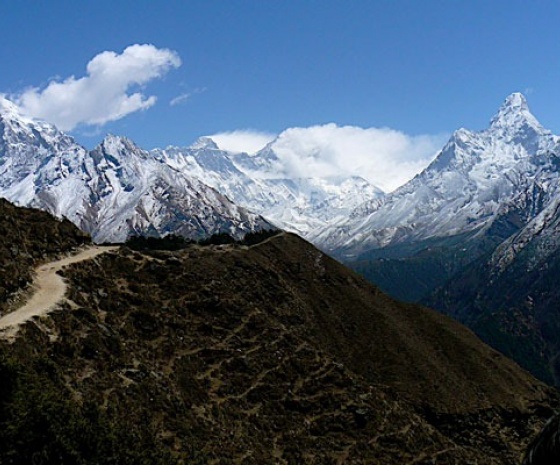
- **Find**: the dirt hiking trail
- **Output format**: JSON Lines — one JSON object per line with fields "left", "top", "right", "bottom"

{"left": 0, "top": 245, "right": 118, "bottom": 339}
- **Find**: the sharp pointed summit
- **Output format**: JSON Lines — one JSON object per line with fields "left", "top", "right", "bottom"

{"left": 308, "top": 94, "right": 560, "bottom": 386}
{"left": 489, "top": 92, "right": 545, "bottom": 135}
{"left": 502, "top": 91, "right": 528, "bottom": 109}
{"left": 97, "top": 133, "right": 147, "bottom": 159}
{"left": 315, "top": 92, "right": 559, "bottom": 264}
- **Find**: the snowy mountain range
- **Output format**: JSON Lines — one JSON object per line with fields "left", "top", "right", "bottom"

{"left": 316, "top": 94, "right": 560, "bottom": 299}
{"left": 0, "top": 96, "right": 383, "bottom": 243}
{"left": 309, "top": 92, "right": 560, "bottom": 384}
{"left": 152, "top": 138, "right": 382, "bottom": 236}
{"left": 315, "top": 93, "right": 560, "bottom": 260}
{"left": 3, "top": 90, "right": 559, "bottom": 267}
{"left": 4, "top": 88, "right": 560, "bottom": 383}
{"left": 0, "top": 97, "right": 271, "bottom": 243}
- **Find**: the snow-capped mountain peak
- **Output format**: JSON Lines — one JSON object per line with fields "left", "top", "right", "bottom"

{"left": 190, "top": 136, "right": 220, "bottom": 151}
{"left": 150, "top": 138, "right": 384, "bottom": 238}
{"left": 95, "top": 134, "right": 149, "bottom": 163}
{"left": 315, "top": 93, "right": 560, "bottom": 256}
{"left": 488, "top": 92, "right": 546, "bottom": 139}
{"left": 0, "top": 95, "right": 21, "bottom": 116}
{"left": 0, "top": 96, "right": 272, "bottom": 243}
{"left": 0, "top": 96, "right": 57, "bottom": 136}
{"left": 425, "top": 92, "right": 556, "bottom": 177}
{"left": 99, "top": 133, "right": 140, "bottom": 153}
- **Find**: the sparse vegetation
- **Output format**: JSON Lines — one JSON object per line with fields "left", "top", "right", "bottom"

{"left": 125, "top": 234, "right": 194, "bottom": 251}
{"left": 0, "top": 199, "right": 90, "bottom": 314}
{"left": 0, "top": 200, "right": 555, "bottom": 464}
{"left": 125, "top": 228, "right": 281, "bottom": 251}
{"left": 239, "top": 228, "right": 281, "bottom": 246}
{"left": 0, "top": 352, "right": 176, "bottom": 465}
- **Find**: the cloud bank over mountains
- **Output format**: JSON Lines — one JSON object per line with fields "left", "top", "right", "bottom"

{"left": 210, "top": 130, "right": 277, "bottom": 154}
{"left": 13, "top": 44, "right": 181, "bottom": 131}
{"left": 212, "top": 124, "right": 446, "bottom": 192}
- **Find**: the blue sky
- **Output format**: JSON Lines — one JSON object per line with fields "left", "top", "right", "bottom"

{"left": 1, "top": 1, "right": 559, "bottom": 189}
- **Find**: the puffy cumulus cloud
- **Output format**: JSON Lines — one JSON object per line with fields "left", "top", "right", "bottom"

{"left": 210, "top": 130, "right": 276, "bottom": 154}
{"left": 211, "top": 124, "right": 446, "bottom": 192}
{"left": 15, "top": 44, "right": 181, "bottom": 131}
{"left": 268, "top": 124, "right": 447, "bottom": 192}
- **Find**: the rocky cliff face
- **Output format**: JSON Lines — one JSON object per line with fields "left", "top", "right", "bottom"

{"left": 425, "top": 221, "right": 560, "bottom": 385}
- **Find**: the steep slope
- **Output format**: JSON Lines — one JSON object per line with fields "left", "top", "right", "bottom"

{"left": 427, "top": 206, "right": 560, "bottom": 385}
{"left": 152, "top": 137, "right": 383, "bottom": 237}
{"left": 318, "top": 93, "right": 560, "bottom": 301}
{"left": 0, "top": 198, "right": 89, "bottom": 315}
{"left": 0, "top": 98, "right": 271, "bottom": 243}
{"left": 0, "top": 224, "right": 556, "bottom": 463}
{"left": 312, "top": 93, "right": 560, "bottom": 386}
{"left": 84, "top": 135, "right": 271, "bottom": 243}
{"left": 318, "top": 93, "right": 558, "bottom": 256}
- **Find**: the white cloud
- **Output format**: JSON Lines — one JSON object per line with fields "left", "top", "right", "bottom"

{"left": 170, "top": 93, "right": 191, "bottom": 106}
{"left": 211, "top": 124, "right": 446, "bottom": 192}
{"left": 210, "top": 129, "right": 276, "bottom": 154}
{"left": 170, "top": 87, "right": 206, "bottom": 106}
{"left": 14, "top": 44, "right": 181, "bottom": 131}
{"left": 266, "top": 124, "right": 447, "bottom": 192}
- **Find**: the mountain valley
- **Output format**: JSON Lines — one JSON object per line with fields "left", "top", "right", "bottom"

{"left": 0, "top": 200, "right": 557, "bottom": 463}
{"left": 312, "top": 94, "right": 560, "bottom": 385}
{"left": 2, "top": 91, "right": 560, "bottom": 462}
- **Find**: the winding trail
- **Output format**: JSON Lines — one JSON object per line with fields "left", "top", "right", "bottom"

{"left": 0, "top": 245, "right": 119, "bottom": 338}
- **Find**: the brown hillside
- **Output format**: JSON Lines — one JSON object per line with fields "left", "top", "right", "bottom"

{"left": 0, "top": 198, "right": 90, "bottom": 314}
{"left": 0, "top": 229, "right": 557, "bottom": 464}
{"left": 243, "top": 234, "right": 549, "bottom": 414}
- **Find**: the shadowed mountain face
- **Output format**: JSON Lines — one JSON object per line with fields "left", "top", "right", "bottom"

{"left": 425, "top": 236, "right": 560, "bottom": 386}
{"left": 0, "top": 218, "right": 557, "bottom": 463}
{"left": 312, "top": 94, "right": 560, "bottom": 387}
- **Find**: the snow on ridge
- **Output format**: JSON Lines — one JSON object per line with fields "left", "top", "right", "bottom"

{"left": 4, "top": 91, "right": 559, "bottom": 262}
{"left": 0, "top": 102, "right": 272, "bottom": 243}
{"left": 150, "top": 141, "right": 384, "bottom": 238}
{"left": 315, "top": 93, "right": 560, "bottom": 257}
